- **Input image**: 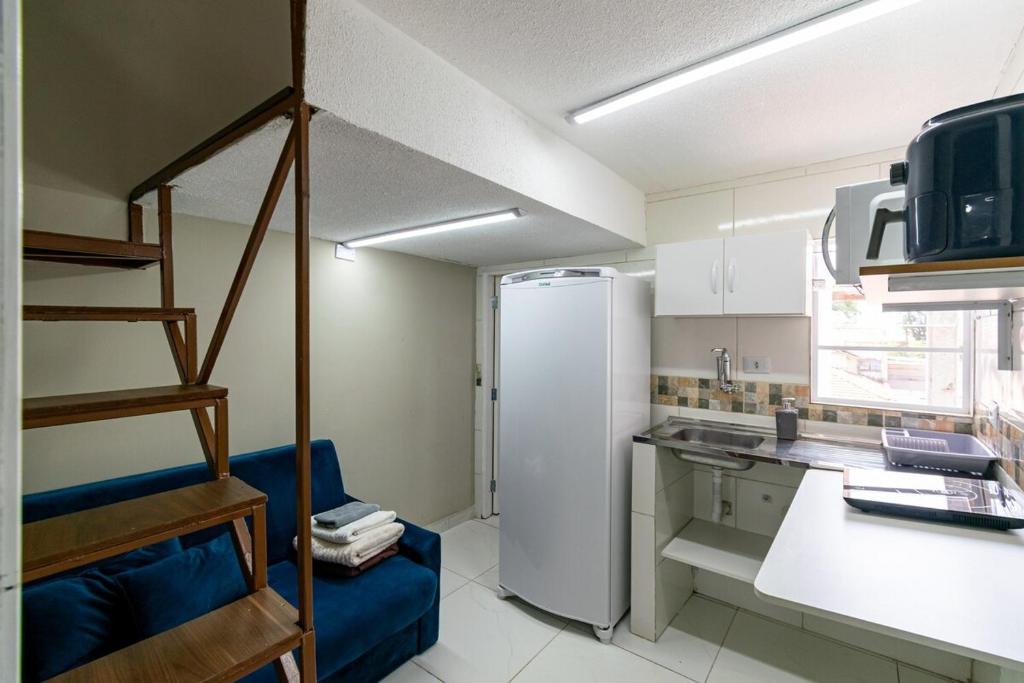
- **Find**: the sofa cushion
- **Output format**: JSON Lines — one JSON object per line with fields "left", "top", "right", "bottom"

{"left": 229, "top": 441, "right": 347, "bottom": 564}
{"left": 28, "top": 538, "right": 184, "bottom": 589}
{"left": 93, "top": 538, "right": 184, "bottom": 577}
{"left": 267, "top": 556, "right": 437, "bottom": 676}
{"left": 115, "top": 534, "right": 248, "bottom": 638}
{"left": 22, "top": 570, "right": 128, "bottom": 682}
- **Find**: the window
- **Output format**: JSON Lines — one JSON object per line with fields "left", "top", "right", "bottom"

{"left": 811, "top": 243, "right": 972, "bottom": 415}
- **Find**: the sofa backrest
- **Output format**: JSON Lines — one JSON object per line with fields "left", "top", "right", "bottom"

{"left": 23, "top": 439, "right": 347, "bottom": 567}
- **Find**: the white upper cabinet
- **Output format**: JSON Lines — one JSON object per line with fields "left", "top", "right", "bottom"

{"left": 723, "top": 231, "right": 808, "bottom": 315}
{"left": 654, "top": 238, "right": 724, "bottom": 316}
{"left": 655, "top": 231, "right": 809, "bottom": 317}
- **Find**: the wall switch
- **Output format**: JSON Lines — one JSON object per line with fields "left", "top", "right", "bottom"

{"left": 742, "top": 356, "right": 772, "bottom": 374}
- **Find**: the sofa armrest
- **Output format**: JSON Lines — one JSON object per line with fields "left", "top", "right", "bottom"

{"left": 396, "top": 520, "right": 441, "bottom": 575}
{"left": 344, "top": 495, "right": 440, "bottom": 574}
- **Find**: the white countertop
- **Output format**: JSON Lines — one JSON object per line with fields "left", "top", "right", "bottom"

{"left": 755, "top": 469, "right": 1024, "bottom": 670}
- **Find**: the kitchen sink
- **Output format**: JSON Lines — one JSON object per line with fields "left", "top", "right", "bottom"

{"left": 667, "top": 428, "right": 762, "bottom": 470}
{"left": 671, "top": 428, "right": 765, "bottom": 450}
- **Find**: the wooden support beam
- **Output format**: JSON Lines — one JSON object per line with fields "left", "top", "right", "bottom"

{"left": 291, "top": 2, "right": 316, "bottom": 677}
{"left": 161, "top": 323, "right": 255, "bottom": 585}
{"left": 128, "top": 203, "right": 143, "bottom": 243}
{"left": 129, "top": 87, "right": 297, "bottom": 202}
{"left": 252, "top": 504, "right": 268, "bottom": 591}
{"left": 293, "top": 99, "right": 313, "bottom": 638}
{"left": 197, "top": 128, "right": 296, "bottom": 385}
{"left": 291, "top": 1, "right": 307, "bottom": 100}
{"left": 214, "top": 398, "right": 228, "bottom": 478}
{"left": 158, "top": 186, "right": 174, "bottom": 308}
{"left": 184, "top": 312, "right": 197, "bottom": 383}
{"left": 300, "top": 631, "right": 316, "bottom": 682}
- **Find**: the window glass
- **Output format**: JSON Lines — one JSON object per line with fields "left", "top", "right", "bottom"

{"left": 812, "top": 241, "right": 971, "bottom": 414}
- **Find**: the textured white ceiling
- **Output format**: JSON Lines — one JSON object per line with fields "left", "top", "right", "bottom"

{"left": 149, "top": 113, "right": 636, "bottom": 266}
{"left": 358, "top": 0, "right": 1024, "bottom": 193}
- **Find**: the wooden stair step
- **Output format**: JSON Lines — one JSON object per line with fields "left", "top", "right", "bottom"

{"left": 50, "top": 587, "right": 301, "bottom": 683}
{"left": 24, "top": 230, "right": 163, "bottom": 269}
{"left": 24, "top": 305, "right": 195, "bottom": 322}
{"left": 23, "top": 476, "right": 265, "bottom": 583}
{"left": 24, "top": 384, "right": 227, "bottom": 429}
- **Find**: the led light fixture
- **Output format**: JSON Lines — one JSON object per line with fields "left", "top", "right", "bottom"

{"left": 568, "top": 0, "right": 922, "bottom": 124}
{"left": 344, "top": 209, "right": 523, "bottom": 248}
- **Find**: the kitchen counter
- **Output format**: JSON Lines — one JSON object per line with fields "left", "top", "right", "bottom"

{"left": 755, "top": 469, "right": 1024, "bottom": 670}
{"left": 634, "top": 416, "right": 887, "bottom": 470}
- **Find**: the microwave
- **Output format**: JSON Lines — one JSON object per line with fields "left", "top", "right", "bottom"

{"left": 824, "top": 179, "right": 905, "bottom": 287}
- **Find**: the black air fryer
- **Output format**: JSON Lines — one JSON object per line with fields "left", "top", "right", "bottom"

{"left": 868, "top": 93, "right": 1024, "bottom": 263}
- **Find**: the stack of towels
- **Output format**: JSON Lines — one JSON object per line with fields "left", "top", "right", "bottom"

{"left": 292, "top": 502, "right": 404, "bottom": 576}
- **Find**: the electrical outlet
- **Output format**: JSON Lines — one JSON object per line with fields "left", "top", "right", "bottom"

{"left": 742, "top": 356, "right": 772, "bottom": 373}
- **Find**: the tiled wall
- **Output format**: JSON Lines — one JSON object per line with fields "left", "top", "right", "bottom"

{"left": 653, "top": 374, "right": 974, "bottom": 433}
{"left": 975, "top": 415, "right": 1024, "bottom": 490}
{"left": 973, "top": 310, "right": 1024, "bottom": 485}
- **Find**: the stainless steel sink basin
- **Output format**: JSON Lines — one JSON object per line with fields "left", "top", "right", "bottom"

{"left": 671, "top": 428, "right": 765, "bottom": 450}
{"left": 667, "top": 428, "right": 762, "bottom": 470}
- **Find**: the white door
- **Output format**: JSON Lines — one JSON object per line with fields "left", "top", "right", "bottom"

{"left": 655, "top": 239, "right": 724, "bottom": 316}
{"left": 724, "top": 231, "right": 808, "bottom": 315}
{"left": 498, "top": 276, "right": 612, "bottom": 626}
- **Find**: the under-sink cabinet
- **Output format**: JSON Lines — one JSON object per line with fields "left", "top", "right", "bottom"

{"left": 630, "top": 440, "right": 803, "bottom": 641}
{"left": 654, "top": 230, "right": 810, "bottom": 316}
{"left": 630, "top": 438, "right": 977, "bottom": 682}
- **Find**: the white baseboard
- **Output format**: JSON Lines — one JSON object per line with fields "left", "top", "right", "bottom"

{"left": 425, "top": 505, "right": 477, "bottom": 532}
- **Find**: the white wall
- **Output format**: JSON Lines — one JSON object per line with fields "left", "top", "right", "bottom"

{"left": 305, "top": 0, "right": 646, "bottom": 247}
{"left": 23, "top": 0, "right": 290, "bottom": 199}
{"left": 23, "top": 185, "right": 477, "bottom": 525}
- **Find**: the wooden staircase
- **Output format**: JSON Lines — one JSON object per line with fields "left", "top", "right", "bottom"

{"left": 20, "top": 2, "right": 316, "bottom": 680}
{"left": 23, "top": 476, "right": 265, "bottom": 584}
{"left": 23, "top": 230, "right": 163, "bottom": 269}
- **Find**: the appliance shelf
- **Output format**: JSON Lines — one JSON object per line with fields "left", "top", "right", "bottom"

{"left": 859, "top": 257, "right": 1024, "bottom": 304}
{"left": 660, "top": 518, "right": 773, "bottom": 584}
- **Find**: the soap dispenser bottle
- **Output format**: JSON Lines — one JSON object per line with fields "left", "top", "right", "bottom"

{"left": 776, "top": 397, "right": 798, "bottom": 441}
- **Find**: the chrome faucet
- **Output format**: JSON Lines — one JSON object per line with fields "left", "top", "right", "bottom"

{"left": 711, "top": 347, "right": 738, "bottom": 393}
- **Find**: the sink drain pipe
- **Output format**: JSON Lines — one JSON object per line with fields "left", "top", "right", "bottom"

{"left": 711, "top": 467, "right": 723, "bottom": 523}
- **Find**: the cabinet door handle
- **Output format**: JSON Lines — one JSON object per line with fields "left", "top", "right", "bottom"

{"left": 727, "top": 258, "right": 737, "bottom": 293}
{"left": 711, "top": 260, "right": 720, "bottom": 294}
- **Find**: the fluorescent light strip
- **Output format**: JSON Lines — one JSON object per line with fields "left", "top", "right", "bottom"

{"left": 344, "top": 209, "right": 523, "bottom": 248}
{"left": 569, "top": 0, "right": 922, "bottom": 124}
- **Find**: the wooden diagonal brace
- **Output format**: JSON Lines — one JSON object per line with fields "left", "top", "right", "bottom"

{"left": 198, "top": 126, "right": 297, "bottom": 384}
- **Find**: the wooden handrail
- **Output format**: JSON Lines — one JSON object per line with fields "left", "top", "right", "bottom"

{"left": 128, "top": 86, "right": 297, "bottom": 202}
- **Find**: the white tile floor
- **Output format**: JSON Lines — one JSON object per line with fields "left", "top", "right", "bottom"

{"left": 383, "top": 519, "right": 956, "bottom": 683}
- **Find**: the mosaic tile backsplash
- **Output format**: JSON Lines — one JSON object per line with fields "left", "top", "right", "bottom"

{"left": 652, "top": 374, "right": 974, "bottom": 433}
{"left": 975, "top": 410, "right": 1024, "bottom": 490}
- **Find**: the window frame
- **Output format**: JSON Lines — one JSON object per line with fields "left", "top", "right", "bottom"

{"left": 810, "top": 244, "right": 974, "bottom": 416}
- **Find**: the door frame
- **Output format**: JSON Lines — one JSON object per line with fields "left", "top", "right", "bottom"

{"left": 477, "top": 272, "right": 503, "bottom": 519}
{"left": 1, "top": 0, "right": 23, "bottom": 675}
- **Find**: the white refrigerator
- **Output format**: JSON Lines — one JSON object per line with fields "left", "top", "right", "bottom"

{"left": 496, "top": 267, "right": 650, "bottom": 641}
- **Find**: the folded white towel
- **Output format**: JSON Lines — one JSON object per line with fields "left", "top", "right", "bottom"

{"left": 295, "top": 522, "right": 404, "bottom": 567}
{"left": 311, "top": 510, "right": 397, "bottom": 544}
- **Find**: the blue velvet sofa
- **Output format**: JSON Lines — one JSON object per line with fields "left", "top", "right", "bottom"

{"left": 22, "top": 440, "right": 441, "bottom": 682}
